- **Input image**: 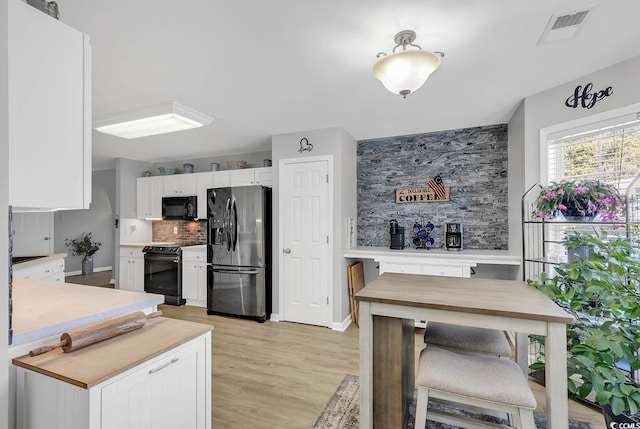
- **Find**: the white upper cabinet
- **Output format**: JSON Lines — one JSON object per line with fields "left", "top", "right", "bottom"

{"left": 138, "top": 167, "right": 273, "bottom": 220}
{"left": 229, "top": 167, "right": 273, "bottom": 187}
{"left": 194, "top": 172, "right": 224, "bottom": 220}
{"left": 163, "top": 174, "right": 197, "bottom": 196}
{"left": 137, "top": 177, "right": 163, "bottom": 219}
{"left": 8, "top": 0, "right": 91, "bottom": 209}
{"left": 228, "top": 169, "right": 256, "bottom": 186}
{"left": 253, "top": 167, "right": 273, "bottom": 186}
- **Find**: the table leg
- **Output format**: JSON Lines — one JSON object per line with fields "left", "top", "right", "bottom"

{"left": 371, "top": 315, "right": 415, "bottom": 429}
{"left": 515, "top": 332, "right": 529, "bottom": 374}
{"left": 546, "top": 322, "right": 569, "bottom": 429}
{"left": 359, "top": 301, "right": 373, "bottom": 429}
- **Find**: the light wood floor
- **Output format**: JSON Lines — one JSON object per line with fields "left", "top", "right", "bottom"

{"left": 158, "top": 304, "right": 606, "bottom": 429}
{"left": 65, "top": 269, "right": 114, "bottom": 288}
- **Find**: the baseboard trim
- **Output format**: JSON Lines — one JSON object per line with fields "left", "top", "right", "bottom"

{"left": 331, "top": 314, "right": 352, "bottom": 332}
{"left": 269, "top": 313, "right": 281, "bottom": 322}
{"left": 65, "top": 265, "right": 112, "bottom": 277}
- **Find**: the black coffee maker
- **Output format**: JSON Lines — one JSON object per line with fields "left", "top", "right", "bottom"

{"left": 445, "top": 223, "right": 463, "bottom": 251}
{"left": 389, "top": 219, "right": 405, "bottom": 250}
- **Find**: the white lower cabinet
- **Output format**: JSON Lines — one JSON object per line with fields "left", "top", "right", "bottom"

{"left": 119, "top": 257, "right": 144, "bottom": 292}
{"left": 15, "top": 332, "right": 211, "bottom": 429}
{"left": 118, "top": 247, "right": 145, "bottom": 292}
{"left": 182, "top": 249, "right": 207, "bottom": 306}
{"left": 13, "top": 257, "right": 66, "bottom": 282}
{"left": 100, "top": 338, "right": 206, "bottom": 429}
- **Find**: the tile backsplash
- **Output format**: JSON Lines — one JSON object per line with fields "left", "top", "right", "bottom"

{"left": 152, "top": 220, "right": 207, "bottom": 243}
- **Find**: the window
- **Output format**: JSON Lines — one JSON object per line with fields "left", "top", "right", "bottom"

{"left": 546, "top": 112, "right": 640, "bottom": 193}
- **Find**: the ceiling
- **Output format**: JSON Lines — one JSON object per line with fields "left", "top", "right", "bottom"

{"left": 56, "top": 0, "right": 640, "bottom": 170}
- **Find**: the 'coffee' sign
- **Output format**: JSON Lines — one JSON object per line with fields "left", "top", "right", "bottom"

{"left": 396, "top": 187, "right": 450, "bottom": 203}
{"left": 565, "top": 83, "right": 613, "bottom": 110}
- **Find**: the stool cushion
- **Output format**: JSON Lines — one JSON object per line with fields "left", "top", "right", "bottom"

{"left": 424, "top": 322, "right": 512, "bottom": 356}
{"left": 416, "top": 346, "right": 536, "bottom": 409}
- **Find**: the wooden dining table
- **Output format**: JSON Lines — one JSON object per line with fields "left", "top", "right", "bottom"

{"left": 355, "top": 272, "right": 574, "bottom": 429}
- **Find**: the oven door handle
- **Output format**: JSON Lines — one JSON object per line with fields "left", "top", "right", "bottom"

{"left": 212, "top": 268, "right": 260, "bottom": 275}
{"left": 145, "top": 256, "right": 180, "bottom": 263}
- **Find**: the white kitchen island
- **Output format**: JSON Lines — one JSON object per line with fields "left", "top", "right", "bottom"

{"left": 13, "top": 317, "right": 212, "bottom": 429}
{"left": 8, "top": 277, "right": 166, "bottom": 428}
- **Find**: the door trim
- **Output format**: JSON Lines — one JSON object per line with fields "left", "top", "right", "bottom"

{"left": 278, "top": 155, "right": 333, "bottom": 328}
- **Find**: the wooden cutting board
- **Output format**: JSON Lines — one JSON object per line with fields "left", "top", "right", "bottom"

{"left": 12, "top": 317, "right": 212, "bottom": 389}
{"left": 348, "top": 261, "right": 365, "bottom": 326}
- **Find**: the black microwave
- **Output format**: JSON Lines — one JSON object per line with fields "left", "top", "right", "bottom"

{"left": 162, "top": 196, "right": 197, "bottom": 220}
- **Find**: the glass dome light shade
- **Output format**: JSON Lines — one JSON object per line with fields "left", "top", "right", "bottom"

{"left": 372, "top": 49, "right": 441, "bottom": 97}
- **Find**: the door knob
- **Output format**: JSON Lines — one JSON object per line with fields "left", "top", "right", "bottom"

{"left": 283, "top": 248, "right": 291, "bottom": 254}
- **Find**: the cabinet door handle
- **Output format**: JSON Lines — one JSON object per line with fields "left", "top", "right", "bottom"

{"left": 149, "top": 357, "right": 179, "bottom": 374}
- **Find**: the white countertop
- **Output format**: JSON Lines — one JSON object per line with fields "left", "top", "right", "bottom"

{"left": 120, "top": 242, "right": 177, "bottom": 247}
{"left": 11, "top": 277, "right": 164, "bottom": 347}
{"left": 120, "top": 242, "right": 206, "bottom": 249}
{"left": 12, "top": 253, "right": 66, "bottom": 269}
{"left": 182, "top": 244, "right": 206, "bottom": 251}
{"left": 343, "top": 246, "right": 521, "bottom": 265}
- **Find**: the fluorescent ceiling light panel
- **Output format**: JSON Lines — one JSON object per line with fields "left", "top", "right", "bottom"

{"left": 94, "top": 101, "right": 214, "bottom": 139}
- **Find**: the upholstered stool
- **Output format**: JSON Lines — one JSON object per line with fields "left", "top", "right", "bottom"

{"left": 415, "top": 346, "right": 536, "bottom": 429}
{"left": 423, "top": 322, "right": 512, "bottom": 357}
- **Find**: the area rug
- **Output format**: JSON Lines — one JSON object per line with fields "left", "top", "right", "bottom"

{"left": 311, "top": 374, "right": 594, "bottom": 429}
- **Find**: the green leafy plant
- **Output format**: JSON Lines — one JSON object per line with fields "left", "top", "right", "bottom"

{"left": 529, "top": 230, "right": 640, "bottom": 417}
{"left": 65, "top": 232, "right": 101, "bottom": 258}
{"left": 533, "top": 180, "right": 625, "bottom": 221}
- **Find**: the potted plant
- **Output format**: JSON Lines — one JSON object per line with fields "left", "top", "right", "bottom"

{"left": 529, "top": 230, "right": 640, "bottom": 423}
{"left": 533, "top": 179, "right": 625, "bottom": 221}
{"left": 65, "top": 232, "right": 101, "bottom": 275}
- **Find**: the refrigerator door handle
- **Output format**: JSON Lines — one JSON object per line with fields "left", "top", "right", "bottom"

{"left": 225, "top": 198, "right": 232, "bottom": 252}
{"left": 213, "top": 268, "right": 260, "bottom": 275}
{"left": 231, "top": 197, "right": 238, "bottom": 252}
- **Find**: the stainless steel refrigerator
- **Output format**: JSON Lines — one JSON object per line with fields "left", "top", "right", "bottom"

{"left": 206, "top": 185, "right": 271, "bottom": 322}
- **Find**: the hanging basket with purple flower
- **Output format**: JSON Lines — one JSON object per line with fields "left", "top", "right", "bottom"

{"left": 533, "top": 180, "right": 625, "bottom": 221}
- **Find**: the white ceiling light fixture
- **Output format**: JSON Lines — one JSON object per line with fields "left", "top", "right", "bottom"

{"left": 372, "top": 30, "right": 444, "bottom": 98}
{"left": 94, "top": 101, "right": 214, "bottom": 139}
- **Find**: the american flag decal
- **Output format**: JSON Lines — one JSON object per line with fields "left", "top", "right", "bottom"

{"left": 428, "top": 175, "right": 447, "bottom": 200}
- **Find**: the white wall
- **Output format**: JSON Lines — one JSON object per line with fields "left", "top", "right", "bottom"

{"left": 0, "top": 0, "right": 9, "bottom": 425}
{"left": 507, "top": 100, "right": 526, "bottom": 274}
{"left": 54, "top": 169, "right": 116, "bottom": 273}
{"left": 116, "top": 158, "right": 153, "bottom": 220}
{"left": 114, "top": 158, "right": 153, "bottom": 283}
{"left": 271, "top": 127, "right": 357, "bottom": 327}
{"left": 508, "top": 54, "right": 640, "bottom": 269}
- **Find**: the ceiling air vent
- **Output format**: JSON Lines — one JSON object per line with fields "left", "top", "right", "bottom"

{"left": 537, "top": 8, "right": 593, "bottom": 45}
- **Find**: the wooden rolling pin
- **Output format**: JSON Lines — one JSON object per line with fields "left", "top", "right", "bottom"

{"left": 29, "top": 311, "right": 162, "bottom": 357}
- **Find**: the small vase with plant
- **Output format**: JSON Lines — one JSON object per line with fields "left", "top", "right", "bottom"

{"left": 533, "top": 179, "right": 625, "bottom": 221}
{"left": 65, "top": 232, "right": 101, "bottom": 275}
{"left": 529, "top": 230, "right": 640, "bottom": 424}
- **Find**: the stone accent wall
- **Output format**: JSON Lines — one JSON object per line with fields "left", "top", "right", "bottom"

{"left": 357, "top": 124, "right": 508, "bottom": 250}
{"left": 152, "top": 220, "right": 207, "bottom": 244}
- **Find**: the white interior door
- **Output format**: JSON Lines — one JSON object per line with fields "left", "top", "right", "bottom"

{"left": 12, "top": 212, "right": 54, "bottom": 255}
{"left": 280, "top": 158, "right": 330, "bottom": 327}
